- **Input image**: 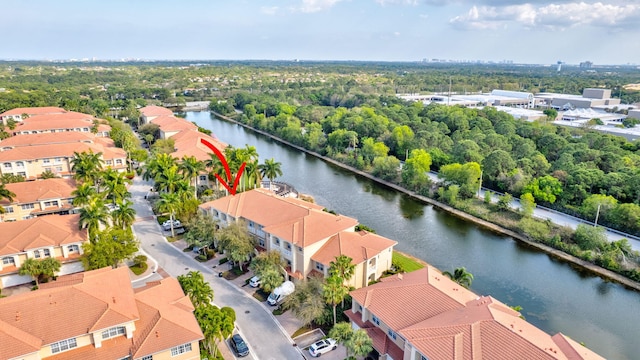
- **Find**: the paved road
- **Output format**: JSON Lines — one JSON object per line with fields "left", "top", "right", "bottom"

{"left": 129, "top": 176, "right": 303, "bottom": 360}
{"left": 427, "top": 171, "right": 640, "bottom": 251}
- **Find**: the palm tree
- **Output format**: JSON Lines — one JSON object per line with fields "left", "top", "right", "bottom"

{"left": 329, "top": 255, "right": 355, "bottom": 307}
{"left": 143, "top": 153, "right": 177, "bottom": 183}
{"left": 346, "top": 329, "right": 373, "bottom": 358}
{"left": 607, "top": 239, "right": 635, "bottom": 266}
{"left": 71, "top": 150, "right": 104, "bottom": 185}
{"left": 442, "top": 267, "right": 474, "bottom": 289}
{"left": 324, "top": 275, "right": 349, "bottom": 325}
{"left": 157, "top": 192, "right": 181, "bottom": 237}
{"left": 282, "top": 276, "right": 325, "bottom": 326}
{"left": 102, "top": 168, "right": 132, "bottom": 204}
{"left": 155, "top": 165, "right": 185, "bottom": 194}
{"left": 39, "top": 257, "right": 61, "bottom": 283}
{"left": 177, "top": 271, "right": 214, "bottom": 307}
{"left": 259, "top": 158, "right": 283, "bottom": 191}
{"left": 18, "top": 258, "right": 43, "bottom": 286}
{"left": 179, "top": 155, "right": 205, "bottom": 198}
{"left": 71, "top": 182, "right": 98, "bottom": 207}
{"left": 244, "top": 160, "right": 262, "bottom": 190}
{"left": 79, "top": 197, "right": 109, "bottom": 242}
{"left": 111, "top": 200, "right": 136, "bottom": 230}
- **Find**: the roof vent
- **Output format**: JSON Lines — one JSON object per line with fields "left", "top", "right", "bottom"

{"left": 112, "top": 296, "right": 116, "bottom": 304}
{"left": 15, "top": 312, "right": 20, "bottom": 322}
{"left": 155, "top": 331, "right": 160, "bottom": 338}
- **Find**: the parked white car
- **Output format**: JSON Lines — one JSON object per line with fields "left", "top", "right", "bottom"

{"left": 162, "top": 219, "right": 182, "bottom": 231}
{"left": 308, "top": 338, "right": 337, "bottom": 357}
{"left": 249, "top": 275, "right": 261, "bottom": 288}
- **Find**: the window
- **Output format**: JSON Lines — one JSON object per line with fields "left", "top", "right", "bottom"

{"left": 68, "top": 245, "right": 79, "bottom": 253}
{"left": 315, "top": 262, "right": 324, "bottom": 271}
{"left": 199, "top": 175, "right": 207, "bottom": 181}
{"left": 33, "top": 250, "right": 41, "bottom": 259}
{"left": 297, "top": 246, "right": 302, "bottom": 252}
{"left": 116, "top": 159, "right": 123, "bottom": 165}
{"left": 55, "top": 166, "right": 63, "bottom": 172}
{"left": 387, "top": 329, "right": 397, "bottom": 340}
{"left": 43, "top": 159, "right": 50, "bottom": 164}
{"left": 421, "top": 356, "right": 430, "bottom": 360}
{"left": 105, "top": 160, "right": 112, "bottom": 165}
{"left": 141, "top": 356, "right": 153, "bottom": 360}
{"left": 17, "top": 172, "right": 26, "bottom": 177}
{"left": 2, "top": 257, "right": 15, "bottom": 265}
{"left": 248, "top": 221, "right": 254, "bottom": 228}
{"left": 102, "top": 326, "right": 126, "bottom": 339}
{"left": 50, "top": 338, "right": 77, "bottom": 354}
{"left": 21, "top": 203, "right": 35, "bottom": 210}
{"left": 3, "top": 162, "right": 11, "bottom": 169}
{"left": 285, "top": 242, "right": 291, "bottom": 250}
{"left": 43, "top": 249, "right": 51, "bottom": 257}
{"left": 258, "top": 239, "right": 265, "bottom": 247}
{"left": 372, "top": 315, "right": 380, "bottom": 325}
{"left": 3, "top": 206, "right": 13, "bottom": 213}
{"left": 44, "top": 201, "right": 59, "bottom": 207}
{"left": 83, "top": 127, "right": 89, "bottom": 132}
{"left": 55, "top": 157, "right": 62, "bottom": 163}
{"left": 274, "top": 237, "right": 280, "bottom": 245}
{"left": 170, "top": 343, "right": 192, "bottom": 356}
{"left": 16, "top": 161, "right": 24, "bottom": 167}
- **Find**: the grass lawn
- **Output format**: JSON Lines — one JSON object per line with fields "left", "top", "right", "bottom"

{"left": 393, "top": 251, "right": 426, "bottom": 272}
{"left": 292, "top": 326, "right": 314, "bottom": 338}
{"left": 129, "top": 262, "right": 148, "bottom": 276}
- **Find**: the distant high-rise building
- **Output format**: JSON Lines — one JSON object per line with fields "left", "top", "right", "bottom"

{"left": 580, "top": 61, "right": 593, "bottom": 69}
{"left": 557, "top": 61, "right": 563, "bottom": 72}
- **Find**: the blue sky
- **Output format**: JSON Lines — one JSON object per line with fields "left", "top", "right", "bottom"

{"left": 2, "top": 0, "right": 638, "bottom": 65}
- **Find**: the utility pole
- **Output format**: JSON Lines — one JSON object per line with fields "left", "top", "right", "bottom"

{"left": 594, "top": 204, "right": 601, "bottom": 227}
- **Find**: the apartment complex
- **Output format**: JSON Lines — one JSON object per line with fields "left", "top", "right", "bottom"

{"left": 346, "top": 266, "right": 604, "bottom": 360}
{"left": 1, "top": 178, "right": 77, "bottom": 222}
{"left": 0, "top": 266, "right": 203, "bottom": 360}
{"left": 6, "top": 111, "right": 111, "bottom": 137}
{"left": 199, "top": 188, "right": 396, "bottom": 286}
{"left": 140, "top": 106, "right": 227, "bottom": 188}
{"left": 0, "top": 214, "right": 88, "bottom": 289}
{"left": 0, "top": 107, "right": 66, "bottom": 125}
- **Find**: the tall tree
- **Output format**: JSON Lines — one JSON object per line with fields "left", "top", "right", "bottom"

{"left": 71, "top": 150, "right": 104, "bottom": 186}
{"left": 0, "top": 183, "right": 16, "bottom": 214}
{"left": 18, "top": 258, "right": 60, "bottom": 286}
{"left": 111, "top": 200, "right": 136, "bottom": 230}
{"left": 218, "top": 221, "right": 255, "bottom": 271}
{"left": 259, "top": 158, "right": 283, "bottom": 190}
{"left": 156, "top": 192, "right": 181, "bottom": 237}
{"left": 102, "top": 168, "right": 132, "bottom": 204}
{"left": 442, "top": 267, "right": 474, "bottom": 289}
{"left": 179, "top": 155, "right": 205, "bottom": 198}
{"left": 282, "top": 276, "right": 325, "bottom": 326}
{"left": 81, "top": 228, "right": 138, "bottom": 269}
{"left": 324, "top": 275, "right": 349, "bottom": 325}
{"left": 71, "top": 182, "right": 97, "bottom": 207}
{"left": 79, "top": 197, "right": 109, "bottom": 242}
{"left": 329, "top": 255, "right": 356, "bottom": 306}
{"left": 178, "top": 271, "right": 214, "bottom": 307}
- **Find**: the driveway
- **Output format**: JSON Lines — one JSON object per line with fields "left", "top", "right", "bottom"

{"left": 129, "top": 176, "right": 304, "bottom": 360}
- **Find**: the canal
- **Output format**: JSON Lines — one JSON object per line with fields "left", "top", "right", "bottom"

{"left": 187, "top": 111, "right": 640, "bottom": 360}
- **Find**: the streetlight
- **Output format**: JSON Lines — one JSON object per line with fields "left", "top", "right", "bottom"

{"left": 594, "top": 203, "right": 601, "bottom": 227}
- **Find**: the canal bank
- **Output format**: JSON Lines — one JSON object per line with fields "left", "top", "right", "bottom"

{"left": 193, "top": 111, "right": 640, "bottom": 360}
{"left": 210, "top": 111, "right": 640, "bottom": 292}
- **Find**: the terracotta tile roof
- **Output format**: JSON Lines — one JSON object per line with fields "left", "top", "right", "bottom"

{"left": 131, "top": 277, "right": 203, "bottom": 357}
{"left": 349, "top": 267, "right": 478, "bottom": 331}
{"left": 171, "top": 129, "right": 228, "bottom": 162}
{"left": 0, "top": 142, "right": 124, "bottom": 162}
{"left": 0, "top": 132, "right": 108, "bottom": 148}
{"left": 46, "top": 335, "right": 132, "bottom": 360}
{"left": 151, "top": 116, "right": 198, "bottom": 133}
{"left": 140, "top": 106, "right": 174, "bottom": 117}
{"left": 200, "top": 188, "right": 356, "bottom": 248}
{"left": 1, "top": 178, "right": 76, "bottom": 205}
{"left": 1, "top": 107, "right": 66, "bottom": 117}
{"left": 352, "top": 269, "right": 605, "bottom": 360}
{"left": 11, "top": 112, "right": 97, "bottom": 133}
{"left": 311, "top": 230, "right": 397, "bottom": 266}
{"left": 0, "top": 318, "right": 42, "bottom": 360}
{"left": 0, "top": 268, "right": 138, "bottom": 351}
{"left": 0, "top": 214, "right": 87, "bottom": 256}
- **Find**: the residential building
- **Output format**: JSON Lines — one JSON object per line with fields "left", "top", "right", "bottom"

{"left": 0, "top": 141, "right": 126, "bottom": 180}
{"left": 150, "top": 116, "right": 198, "bottom": 139}
{"left": 200, "top": 188, "right": 397, "bottom": 286}
{"left": 0, "top": 214, "right": 88, "bottom": 289}
{"left": 139, "top": 105, "right": 175, "bottom": 125}
{"left": 0, "top": 131, "right": 115, "bottom": 150}
{"left": 0, "top": 107, "right": 66, "bottom": 125}
{"left": 311, "top": 231, "right": 396, "bottom": 288}
{"left": 10, "top": 112, "right": 111, "bottom": 137}
{"left": 346, "top": 266, "right": 604, "bottom": 360}
{"left": 0, "top": 266, "right": 203, "bottom": 360}
{"left": 1, "top": 178, "right": 77, "bottom": 222}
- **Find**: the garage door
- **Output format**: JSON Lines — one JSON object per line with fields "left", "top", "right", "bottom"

{"left": 1, "top": 273, "right": 33, "bottom": 288}
{"left": 59, "top": 261, "right": 85, "bottom": 276}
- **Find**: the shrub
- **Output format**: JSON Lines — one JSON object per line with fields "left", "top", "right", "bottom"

{"left": 133, "top": 255, "right": 147, "bottom": 267}
{"left": 219, "top": 257, "right": 229, "bottom": 265}
{"left": 574, "top": 224, "right": 607, "bottom": 251}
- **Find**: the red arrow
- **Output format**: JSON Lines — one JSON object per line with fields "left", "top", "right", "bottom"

{"left": 200, "top": 138, "right": 246, "bottom": 195}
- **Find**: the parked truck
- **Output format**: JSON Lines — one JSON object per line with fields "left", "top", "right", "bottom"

{"left": 267, "top": 281, "right": 295, "bottom": 306}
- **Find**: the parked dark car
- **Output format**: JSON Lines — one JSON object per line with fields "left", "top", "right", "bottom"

{"left": 230, "top": 334, "right": 249, "bottom": 357}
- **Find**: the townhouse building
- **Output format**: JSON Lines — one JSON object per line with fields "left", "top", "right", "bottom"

{"left": 1, "top": 178, "right": 77, "bottom": 222}
{"left": 0, "top": 142, "right": 126, "bottom": 180}
{"left": 0, "top": 107, "right": 66, "bottom": 125}
{"left": 346, "top": 266, "right": 604, "bottom": 360}
{"left": 0, "top": 214, "right": 88, "bottom": 289}
{"left": 0, "top": 266, "right": 203, "bottom": 360}
{"left": 10, "top": 111, "right": 110, "bottom": 137}
{"left": 199, "top": 188, "right": 396, "bottom": 285}
{"left": 139, "top": 105, "right": 175, "bottom": 125}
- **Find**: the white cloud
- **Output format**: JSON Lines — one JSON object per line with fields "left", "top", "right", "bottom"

{"left": 260, "top": 6, "right": 279, "bottom": 15}
{"left": 297, "top": 0, "right": 345, "bottom": 13}
{"left": 450, "top": 2, "right": 640, "bottom": 31}
{"left": 376, "top": 0, "right": 419, "bottom": 5}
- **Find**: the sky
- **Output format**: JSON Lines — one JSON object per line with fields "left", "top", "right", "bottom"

{"left": 1, "top": 0, "right": 639, "bottom": 65}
